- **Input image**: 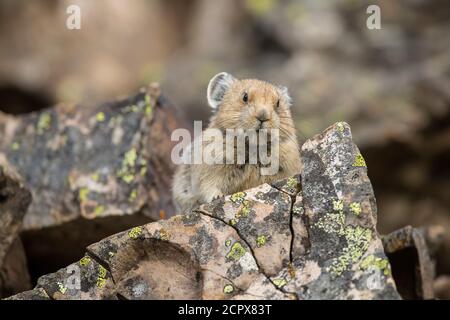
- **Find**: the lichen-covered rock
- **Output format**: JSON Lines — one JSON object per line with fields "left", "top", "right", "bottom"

{"left": 4, "top": 122, "right": 402, "bottom": 300}
{"left": 0, "top": 84, "right": 184, "bottom": 230}
{"left": 87, "top": 212, "right": 290, "bottom": 300}
{"left": 198, "top": 183, "right": 292, "bottom": 278}
{"left": 277, "top": 122, "right": 400, "bottom": 299}
{"left": 3, "top": 287, "right": 50, "bottom": 300}
{"left": 35, "top": 256, "right": 116, "bottom": 300}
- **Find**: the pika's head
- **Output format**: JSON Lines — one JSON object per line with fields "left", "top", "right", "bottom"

{"left": 207, "top": 72, "right": 294, "bottom": 133}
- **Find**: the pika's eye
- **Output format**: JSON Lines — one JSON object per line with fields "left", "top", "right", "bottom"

{"left": 276, "top": 99, "right": 280, "bottom": 109}
{"left": 242, "top": 92, "right": 248, "bottom": 103}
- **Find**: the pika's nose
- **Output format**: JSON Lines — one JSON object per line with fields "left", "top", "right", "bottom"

{"left": 256, "top": 110, "right": 270, "bottom": 122}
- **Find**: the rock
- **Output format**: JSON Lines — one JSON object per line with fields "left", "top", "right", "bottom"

{"left": 382, "top": 226, "right": 439, "bottom": 299}
{"left": 276, "top": 122, "right": 399, "bottom": 299}
{"left": 0, "top": 166, "right": 32, "bottom": 298}
{"left": 0, "top": 84, "right": 183, "bottom": 229}
{"left": 3, "top": 287, "right": 50, "bottom": 300}
{"left": 35, "top": 256, "right": 116, "bottom": 300}
{"left": 5, "top": 122, "right": 404, "bottom": 300}
{"left": 0, "top": 84, "right": 187, "bottom": 280}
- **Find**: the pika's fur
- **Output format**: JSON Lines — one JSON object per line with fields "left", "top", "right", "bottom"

{"left": 172, "top": 72, "right": 301, "bottom": 212}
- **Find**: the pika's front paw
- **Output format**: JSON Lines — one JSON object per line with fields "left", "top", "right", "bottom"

{"left": 205, "top": 190, "right": 224, "bottom": 203}
{"left": 212, "top": 194, "right": 224, "bottom": 201}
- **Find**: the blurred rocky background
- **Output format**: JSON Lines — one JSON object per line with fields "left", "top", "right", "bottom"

{"left": 0, "top": 0, "right": 449, "bottom": 298}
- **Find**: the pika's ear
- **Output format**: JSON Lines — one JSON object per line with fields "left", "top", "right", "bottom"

{"left": 207, "top": 72, "right": 236, "bottom": 110}
{"left": 278, "top": 85, "right": 292, "bottom": 106}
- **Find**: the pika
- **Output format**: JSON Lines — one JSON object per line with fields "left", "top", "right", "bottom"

{"left": 172, "top": 72, "right": 301, "bottom": 212}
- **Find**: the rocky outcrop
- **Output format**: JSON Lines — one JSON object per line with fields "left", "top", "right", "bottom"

{"left": 0, "top": 84, "right": 183, "bottom": 229}
{"left": 0, "top": 166, "right": 32, "bottom": 298}
{"left": 5, "top": 122, "right": 403, "bottom": 300}
{"left": 0, "top": 84, "right": 187, "bottom": 280}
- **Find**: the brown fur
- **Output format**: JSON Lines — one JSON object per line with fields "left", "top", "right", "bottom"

{"left": 172, "top": 74, "right": 302, "bottom": 213}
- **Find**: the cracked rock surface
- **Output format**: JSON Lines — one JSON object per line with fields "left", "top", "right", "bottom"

{"left": 5, "top": 122, "right": 401, "bottom": 300}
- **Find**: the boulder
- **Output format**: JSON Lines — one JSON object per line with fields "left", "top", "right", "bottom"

{"left": 5, "top": 122, "right": 403, "bottom": 299}
{"left": 0, "top": 84, "right": 183, "bottom": 229}
{"left": 0, "top": 84, "right": 187, "bottom": 279}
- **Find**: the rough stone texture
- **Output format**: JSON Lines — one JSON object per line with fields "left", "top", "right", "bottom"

{"left": 0, "top": 84, "right": 183, "bottom": 230}
{"left": 35, "top": 256, "right": 117, "bottom": 300}
{"left": 5, "top": 122, "right": 404, "bottom": 300}
{"left": 274, "top": 122, "right": 399, "bottom": 299}
{"left": 3, "top": 287, "right": 50, "bottom": 300}
{"left": 0, "top": 166, "right": 32, "bottom": 298}
{"left": 382, "top": 226, "right": 441, "bottom": 300}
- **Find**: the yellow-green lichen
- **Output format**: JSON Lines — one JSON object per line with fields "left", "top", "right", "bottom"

{"left": 230, "top": 219, "right": 237, "bottom": 226}
{"left": 328, "top": 226, "right": 372, "bottom": 276}
{"left": 349, "top": 202, "right": 362, "bottom": 216}
{"left": 315, "top": 199, "right": 346, "bottom": 234}
{"left": 122, "top": 174, "right": 134, "bottom": 184}
{"left": 360, "top": 255, "right": 391, "bottom": 276}
{"left": 57, "top": 282, "right": 67, "bottom": 294}
{"left": 292, "top": 205, "right": 303, "bottom": 215}
{"left": 129, "top": 189, "right": 138, "bottom": 202}
{"left": 245, "top": 0, "right": 276, "bottom": 16}
{"left": 79, "top": 188, "right": 89, "bottom": 202}
{"left": 316, "top": 212, "right": 345, "bottom": 235}
{"left": 11, "top": 142, "right": 20, "bottom": 151}
{"left": 145, "top": 94, "right": 153, "bottom": 118}
{"left": 230, "top": 191, "right": 246, "bottom": 205}
{"left": 256, "top": 235, "right": 266, "bottom": 247}
{"left": 121, "top": 105, "right": 140, "bottom": 113}
{"left": 96, "top": 112, "right": 105, "bottom": 122}
{"left": 236, "top": 200, "right": 251, "bottom": 218}
{"left": 96, "top": 265, "right": 107, "bottom": 288}
{"left": 117, "top": 148, "right": 138, "bottom": 184}
{"left": 91, "top": 173, "right": 100, "bottom": 182}
{"left": 225, "top": 240, "right": 232, "bottom": 247}
{"left": 353, "top": 153, "right": 367, "bottom": 167}
{"left": 124, "top": 148, "right": 137, "bottom": 168}
{"left": 139, "top": 159, "right": 147, "bottom": 176}
{"left": 158, "top": 228, "right": 170, "bottom": 241}
{"left": 37, "top": 113, "right": 51, "bottom": 135}
{"left": 288, "top": 262, "right": 296, "bottom": 279}
{"left": 226, "top": 242, "right": 246, "bottom": 261}
{"left": 223, "top": 284, "right": 234, "bottom": 294}
{"left": 272, "top": 278, "right": 287, "bottom": 288}
{"left": 337, "top": 122, "right": 346, "bottom": 133}
{"left": 315, "top": 198, "right": 373, "bottom": 276}
{"left": 333, "top": 199, "right": 344, "bottom": 212}
{"left": 128, "top": 226, "right": 142, "bottom": 239}
{"left": 94, "top": 205, "right": 105, "bottom": 217}
{"left": 285, "top": 176, "right": 298, "bottom": 193}
{"left": 79, "top": 256, "right": 91, "bottom": 267}
{"left": 108, "top": 251, "right": 115, "bottom": 258}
